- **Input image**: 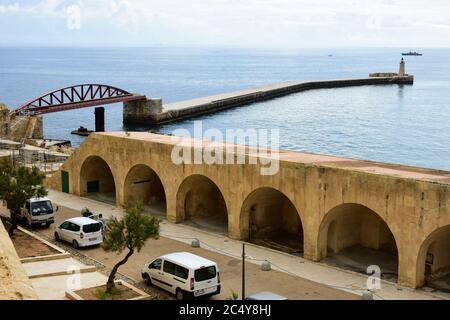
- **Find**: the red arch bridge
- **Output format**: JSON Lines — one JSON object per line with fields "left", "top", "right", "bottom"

{"left": 12, "top": 84, "right": 146, "bottom": 116}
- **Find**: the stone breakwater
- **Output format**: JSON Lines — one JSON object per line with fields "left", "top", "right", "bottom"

{"left": 123, "top": 75, "right": 414, "bottom": 125}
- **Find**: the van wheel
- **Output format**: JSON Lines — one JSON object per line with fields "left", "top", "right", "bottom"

{"left": 54, "top": 232, "right": 60, "bottom": 242}
{"left": 72, "top": 240, "right": 79, "bottom": 249}
{"left": 176, "top": 288, "right": 185, "bottom": 300}
{"left": 143, "top": 273, "right": 152, "bottom": 286}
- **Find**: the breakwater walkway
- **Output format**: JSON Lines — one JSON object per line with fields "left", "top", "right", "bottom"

{"left": 124, "top": 75, "right": 414, "bottom": 125}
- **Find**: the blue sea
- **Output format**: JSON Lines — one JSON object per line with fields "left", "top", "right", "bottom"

{"left": 1, "top": 47, "right": 450, "bottom": 171}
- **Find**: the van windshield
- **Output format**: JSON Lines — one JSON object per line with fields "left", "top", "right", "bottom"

{"left": 194, "top": 266, "right": 216, "bottom": 282}
{"left": 31, "top": 201, "right": 53, "bottom": 216}
{"left": 83, "top": 223, "right": 101, "bottom": 233}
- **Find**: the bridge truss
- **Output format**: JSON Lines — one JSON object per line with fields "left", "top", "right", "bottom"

{"left": 12, "top": 84, "right": 145, "bottom": 116}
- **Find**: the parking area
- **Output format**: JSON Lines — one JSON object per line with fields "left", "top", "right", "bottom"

{"left": 24, "top": 205, "right": 359, "bottom": 300}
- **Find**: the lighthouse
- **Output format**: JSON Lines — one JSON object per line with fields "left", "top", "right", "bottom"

{"left": 399, "top": 58, "right": 406, "bottom": 76}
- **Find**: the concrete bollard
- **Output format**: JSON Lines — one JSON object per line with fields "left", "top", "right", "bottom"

{"left": 261, "top": 260, "right": 271, "bottom": 271}
{"left": 191, "top": 239, "right": 200, "bottom": 248}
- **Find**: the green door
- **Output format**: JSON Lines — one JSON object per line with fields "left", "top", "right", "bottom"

{"left": 61, "top": 171, "right": 69, "bottom": 193}
{"left": 87, "top": 181, "right": 100, "bottom": 193}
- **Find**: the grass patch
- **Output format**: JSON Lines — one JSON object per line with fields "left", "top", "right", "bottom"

{"left": 75, "top": 283, "right": 142, "bottom": 300}
{"left": 96, "top": 287, "right": 122, "bottom": 300}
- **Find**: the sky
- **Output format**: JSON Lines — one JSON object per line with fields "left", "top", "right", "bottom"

{"left": 0, "top": 0, "right": 450, "bottom": 48}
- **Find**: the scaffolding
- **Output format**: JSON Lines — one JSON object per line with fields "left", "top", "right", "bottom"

{"left": 9, "top": 148, "right": 67, "bottom": 174}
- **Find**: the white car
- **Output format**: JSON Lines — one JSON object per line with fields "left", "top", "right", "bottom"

{"left": 54, "top": 217, "right": 103, "bottom": 249}
{"left": 141, "top": 252, "right": 221, "bottom": 300}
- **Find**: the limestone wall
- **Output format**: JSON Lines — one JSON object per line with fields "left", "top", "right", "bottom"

{"left": 0, "top": 104, "right": 9, "bottom": 137}
{"left": 123, "top": 98, "right": 163, "bottom": 124}
{"left": 9, "top": 116, "right": 44, "bottom": 141}
{"left": 0, "top": 222, "right": 37, "bottom": 300}
{"left": 0, "top": 104, "right": 43, "bottom": 141}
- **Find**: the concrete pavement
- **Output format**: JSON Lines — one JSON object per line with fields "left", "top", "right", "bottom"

{"left": 31, "top": 273, "right": 109, "bottom": 300}
{"left": 13, "top": 227, "right": 109, "bottom": 300}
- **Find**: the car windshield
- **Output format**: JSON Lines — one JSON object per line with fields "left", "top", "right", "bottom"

{"left": 194, "top": 266, "right": 216, "bottom": 282}
{"left": 31, "top": 201, "right": 53, "bottom": 216}
{"left": 82, "top": 223, "right": 101, "bottom": 233}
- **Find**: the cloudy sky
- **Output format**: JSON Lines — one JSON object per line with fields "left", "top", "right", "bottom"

{"left": 0, "top": 0, "right": 449, "bottom": 48}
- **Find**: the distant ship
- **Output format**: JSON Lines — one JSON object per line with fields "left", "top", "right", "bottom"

{"left": 402, "top": 51, "right": 423, "bottom": 56}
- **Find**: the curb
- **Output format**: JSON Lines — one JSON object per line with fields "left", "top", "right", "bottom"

{"left": 65, "top": 280, "right": 150, "bottom": 301}
{"left": 21, "top": 253, "right": 71, "bottom": 264}
{"left": 28, "top": 265, "right": 97, "bottom": 279}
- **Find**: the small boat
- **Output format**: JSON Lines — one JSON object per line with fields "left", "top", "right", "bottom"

{"left": 402, "top": 51, "right": 423, "bottom": 56}
{"left": 71, "top": 126, "right": 93, "bottom": 136}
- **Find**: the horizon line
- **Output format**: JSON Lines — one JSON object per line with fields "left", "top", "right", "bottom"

{"left": 0, "top": 44, "right": 447, "bottom": 50}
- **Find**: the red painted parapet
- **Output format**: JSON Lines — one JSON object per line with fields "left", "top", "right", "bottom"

{"left": 12, "top": 84, "right": 146, "bottom": 116}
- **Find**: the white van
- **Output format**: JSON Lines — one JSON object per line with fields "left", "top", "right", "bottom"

{"left": 141, "top": 252, "right": 221, "bottom": 300}
{"left": 18, "top": 197, "right": 57, "bottom": 227}
{"left": 54, "top": 217, "right": 103, "bottom": 249}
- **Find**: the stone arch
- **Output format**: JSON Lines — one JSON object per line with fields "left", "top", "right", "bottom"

{"left": 318, "top": 203, "right": 399, "bottom": 281}
{"left": 176, "top": 174, "right": 228, "bottom": 234}
{"left": 240, "top": 187, "right": 303, "bottom": 255}
{"left": 80, "top": 155, "right": 116, "bottom": 204}
{"left": 416, "top": 225, "right": 450, "bottom": 288}
{"left": 123, "top": 164, "right": 167, "bottom": 216}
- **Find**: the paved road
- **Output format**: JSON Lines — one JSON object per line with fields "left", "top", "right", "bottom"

{"left": 27, "top": 206, "right": 359, "bottom": 300}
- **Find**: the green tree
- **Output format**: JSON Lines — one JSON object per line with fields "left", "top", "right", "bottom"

{"left": 102, "top": 203, "right": 160, "bottom": 294}
{"left": 0, "top": 162, "right": 47, "bottom": 236}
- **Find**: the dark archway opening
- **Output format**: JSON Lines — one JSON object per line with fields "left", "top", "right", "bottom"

{"left": 176, "top": 175, "right": 228, "bottom": 235}
{"left": 241, "top": 188, "right": 303, "bottom": 255}
{"left": 419, "top": 226, "right": 450, "bottom": 292}
{"left": 80, "top": 156, "right": 116, "bottom": 205}
{"left": 124, "top": 164, "right": 166, "bottom": 217}
{"left": 319, "top": 203, "right": 399, "bottom": 282}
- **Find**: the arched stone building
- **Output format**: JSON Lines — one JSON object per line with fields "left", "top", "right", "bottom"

{"left": 47, "top": 132, "right": 450, "bottom": 289}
